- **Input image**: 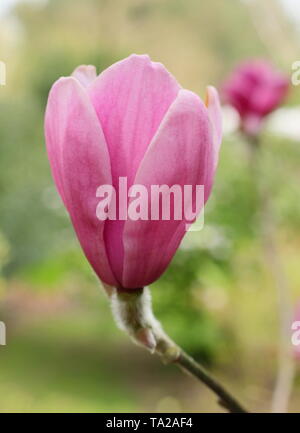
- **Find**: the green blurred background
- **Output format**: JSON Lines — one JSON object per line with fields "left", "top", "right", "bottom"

{"left": 0, "top": 0, "right": 300, "bottom": 412}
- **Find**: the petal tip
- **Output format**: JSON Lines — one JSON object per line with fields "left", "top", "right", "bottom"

{"left": 204, "top": 85, "right": 222, "bottom": 167}
{"left": 71, "top": 64, "right": 97, "bottom": 87}
{"left": 205, "top": 85, "right": 218, "bottom": 107}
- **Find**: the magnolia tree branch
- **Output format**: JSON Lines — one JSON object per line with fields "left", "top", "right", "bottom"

{"left": 247, "top": 135, "right": 295, "bottom": 413}
{"left": 265, "top": 229, "right": 295, "bottom": 413}
{"left": 110, "top": 287, "right": 248, "bottom": 414}
{"left": 175, "top": 351, "right": 247, "bottom": 413}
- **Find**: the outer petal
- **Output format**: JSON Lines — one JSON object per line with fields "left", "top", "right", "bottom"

{"left": 89, "top": 54, "right": 180, "bottom": 283}
{"left": 122, "top": 89, "right": 217, "bottom": 289}
{"left": 205, "top": 86, "right": 222, "bottom": 170}
{"left": 45, "top": 77, "right": 117, "bottom": 286}
{"left": 72, "top": 65, "right": 97, "bottom": 88}
{"left": 89, "top": 54, "right": 180, "bottom": 186}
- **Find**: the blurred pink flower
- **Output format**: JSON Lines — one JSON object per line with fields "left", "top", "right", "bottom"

{"left": 223, "top": 60, "right": 289, "bottom": 136}
{"left": 45, "top": 54, "right": 221, "bottom": 290}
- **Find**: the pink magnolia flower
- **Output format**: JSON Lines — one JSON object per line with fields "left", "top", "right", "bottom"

{"left": 223, "top": 60, "right": 289, "bottom": 136}
{"left": 45, "top": 54, "right": 222, "bottom": 290}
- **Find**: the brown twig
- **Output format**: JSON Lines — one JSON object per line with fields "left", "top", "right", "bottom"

{"left": 174, "top": 349, "right": 248, "bottom": 413}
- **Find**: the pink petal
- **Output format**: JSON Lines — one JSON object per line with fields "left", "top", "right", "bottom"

{"left": 45, "top": 77, "right": 117, "bottom": 286}
{"left": 205, "top": 86, "right": 222, "bottom": 169}
{"left": 122, "top": 89, "right": 217, "bottom": 289}
{"left": 89, "top": 54, "right": 180, "bottom": 283}
{"left": 72, "top": 65, "right": 97, "bottom": 87}
{"left": 89, "top": 54, "right": 180, "bottom": 186}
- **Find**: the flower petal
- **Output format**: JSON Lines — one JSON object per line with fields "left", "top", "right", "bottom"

{"left": 205, "top": 86, "right": 222, "bottom": 169}
{"left": 89, "top": 54, "right": 180, "bottom": 186}
{"left": 72, "top": 65, "right": 97, "bottom": 87}
{"left": 122, "top": 89, "right": 217, "bottom": 289}
{"left": 89, "top": 54, "right": 180, "bottom": 282}
{"left": 45, "top": 77, "right": 117, "bottom": 286}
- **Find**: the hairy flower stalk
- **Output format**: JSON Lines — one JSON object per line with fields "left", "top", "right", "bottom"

{"left": 111, "top": 287, "right": 248, "bottom": 413}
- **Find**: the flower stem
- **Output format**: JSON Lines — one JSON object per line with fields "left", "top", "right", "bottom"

{"left": 110, "top": 287, "right": 248, "bottom": 413}
{"left": 174, "top": 349, "right": 248, "bottom": 413}
{"left": 246, "top": 134, "right": 295, "bottom": 413}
